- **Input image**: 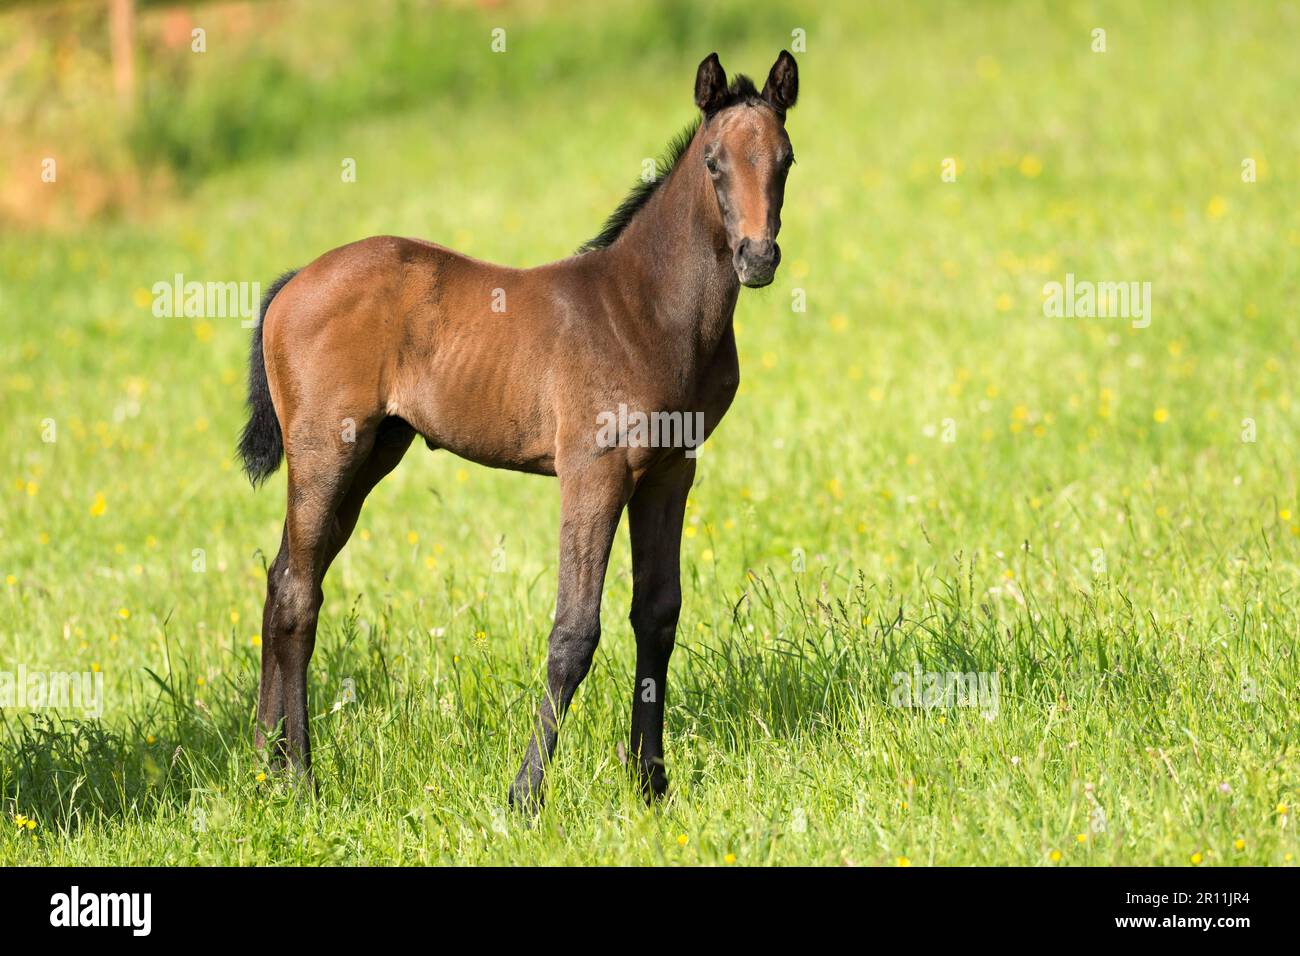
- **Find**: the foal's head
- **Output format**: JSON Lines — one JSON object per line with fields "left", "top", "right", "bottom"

{"left": 694, "top": 51, "right": 799, "bottom": 288}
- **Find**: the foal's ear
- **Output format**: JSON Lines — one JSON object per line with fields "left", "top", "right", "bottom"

{"left": 694, "top": 52, "right": 728, "bottom": 115}
{"left": 761, "top": 50, "right": 798, "bottom": 114}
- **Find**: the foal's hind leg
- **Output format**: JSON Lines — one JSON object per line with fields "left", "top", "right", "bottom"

{"left": 627, "top": 455, "right": 695, "bottom": 801}
{"left": 255, "top": 419, "right": 414, "bottom": 765}
{"left": 258, "top": 420, "right": 386, "bottom": 775}
{"left": 264, "top": 468, "right": 349, "bottom": 775}
{"left": 510, "top": 456, "right": 632, "bottom": 812}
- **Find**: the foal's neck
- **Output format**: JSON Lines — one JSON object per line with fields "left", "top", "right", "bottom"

{"left": 605, "top": 131, "right": 739, "bottom": 366}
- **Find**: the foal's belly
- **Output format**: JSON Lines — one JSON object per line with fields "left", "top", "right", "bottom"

{"left": 422, "top": 428, "right": 558, "bottom": 477}
{"left": 389, "top": 349, "right": 560, "bottom": 477}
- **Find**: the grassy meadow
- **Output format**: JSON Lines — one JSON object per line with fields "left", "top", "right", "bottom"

{"left": 1, "top": 0, "right": 1298, "bottom": 865}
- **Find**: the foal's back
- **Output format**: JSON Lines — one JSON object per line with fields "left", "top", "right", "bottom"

{"left": 262, "top": 234, "right": 632, "bottom": 476}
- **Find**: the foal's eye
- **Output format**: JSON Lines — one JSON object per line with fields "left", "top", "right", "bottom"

{"left": 704, "top": 156, "right": 720, "bottom": 174}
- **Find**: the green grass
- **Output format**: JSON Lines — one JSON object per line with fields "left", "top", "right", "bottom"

{"left": 1, "top": 0, "right": 1298, "bottom": 865}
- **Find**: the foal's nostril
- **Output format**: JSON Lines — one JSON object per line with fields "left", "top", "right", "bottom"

{"left": 734, "top": 237, "right": 780, "bottom": 288}
{"left": 735, "top": 239, "right": 775, "bottom": 265}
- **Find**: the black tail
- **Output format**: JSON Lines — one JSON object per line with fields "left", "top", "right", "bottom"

{"left": 238, "top": 269, "right": 299, "bottom": 485}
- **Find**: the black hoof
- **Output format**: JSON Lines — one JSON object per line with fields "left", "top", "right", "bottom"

{"left": 636, "top": 761, "right": 669, "bottom": 803}
{"left": 509, "top": 773, "right": 544, "bottom": 815}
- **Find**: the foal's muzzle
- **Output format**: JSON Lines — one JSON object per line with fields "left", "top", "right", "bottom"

{"left": 734, "top": 238, "right": 781, "bottom": 288}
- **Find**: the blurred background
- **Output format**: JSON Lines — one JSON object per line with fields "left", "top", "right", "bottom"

{"left": 1, "top": 0, "right": 817, "bottom": 227}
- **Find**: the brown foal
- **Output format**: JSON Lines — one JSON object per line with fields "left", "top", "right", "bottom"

{"left": 238, "top": 51, "right": 798, "bottom": 809}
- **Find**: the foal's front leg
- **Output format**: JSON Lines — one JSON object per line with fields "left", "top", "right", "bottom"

{"left": 627, "top": 455, "right": 694, "bottom": 800}
{"left": 509, "top": 458, "right": 631, "bottom": 812}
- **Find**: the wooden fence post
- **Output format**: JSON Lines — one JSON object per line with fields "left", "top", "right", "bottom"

{"left": 109, "top": 0, "right": 135, "bottom": 112}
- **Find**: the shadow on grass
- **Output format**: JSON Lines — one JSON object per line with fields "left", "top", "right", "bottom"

{"left": 0, "top": 673, "right": 254, "bottom": 835}
{"left": 0, "top": 607, "right": 397, "bottom": 834}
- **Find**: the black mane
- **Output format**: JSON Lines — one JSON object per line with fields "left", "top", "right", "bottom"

{"left": 577, "top": 75, "right": 761, "bottom": 254}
